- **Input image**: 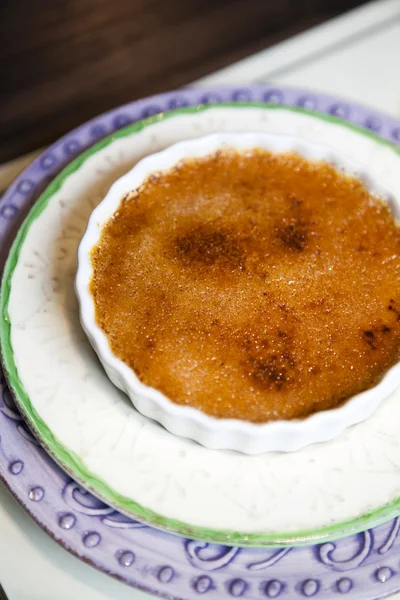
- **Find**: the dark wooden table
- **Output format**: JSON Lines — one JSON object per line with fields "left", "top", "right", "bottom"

{"left": 0, "top": 0, "right": 366, "bottom": 163}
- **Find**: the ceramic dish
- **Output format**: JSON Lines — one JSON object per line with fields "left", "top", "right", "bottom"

{"left": 76, "top": 131, "right": 400, "bottom": 454}
{"left": 2, "top": 86, "right": 400, "bottom": 600}
{"left": 2, "top": 94, "right": 400, "bottom": 548}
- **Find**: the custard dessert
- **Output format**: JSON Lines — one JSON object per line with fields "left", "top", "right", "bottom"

{"left": 90, "top": 149, "right": 400, "bottom": 423}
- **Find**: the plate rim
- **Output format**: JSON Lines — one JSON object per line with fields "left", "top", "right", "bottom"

{"left": 2, "top": 100, "right": 400, "bottom": 548}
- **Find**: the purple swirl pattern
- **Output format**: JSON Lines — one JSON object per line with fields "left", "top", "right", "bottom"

{"left": 185, "top": 542, "right": 240, "bottom": 571}
{"left": 1, "top": 86, "right": 400, "bottom": 600}
{"left": 247, "top": 548, "right": 292, "bottom": 571}
{"left": 62, "top": 481, "right": 147, "bottom": 529}
{"left": 0, "top": 379, "right": 22, "bottom": 421}
{"left": 318, "top": 532, "right": 372, "bottom": 571}
{"left": 379, "top": 517, "right": 400, "bottom": 554}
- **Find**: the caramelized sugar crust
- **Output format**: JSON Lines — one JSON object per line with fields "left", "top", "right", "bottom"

{"left": 90, "top": 150, "right": 400, "bottom": 422}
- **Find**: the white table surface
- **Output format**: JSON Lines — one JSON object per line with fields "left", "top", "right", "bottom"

{"left": 1, "top": 0, "right": 400, "bottom": 597}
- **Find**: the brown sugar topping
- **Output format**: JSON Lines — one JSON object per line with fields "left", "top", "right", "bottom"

{"left": 90, "top": 149, "right": 400, "bottom": 422}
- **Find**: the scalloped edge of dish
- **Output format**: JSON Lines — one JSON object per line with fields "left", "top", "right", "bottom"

{"left": 76, "top": 131, "right": 400, "bottom": 454}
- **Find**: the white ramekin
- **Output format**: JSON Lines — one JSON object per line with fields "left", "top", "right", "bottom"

{"left": 75, "top": 132, "right": 400, "bottom": 454}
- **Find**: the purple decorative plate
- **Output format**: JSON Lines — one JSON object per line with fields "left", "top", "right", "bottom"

{"left": 2, "top": 86, "right": 400, "bottom": 600}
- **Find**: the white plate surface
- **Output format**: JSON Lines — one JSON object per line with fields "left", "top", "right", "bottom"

{"left": 5, "top": 105, "right": 400, "bottom": 544}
